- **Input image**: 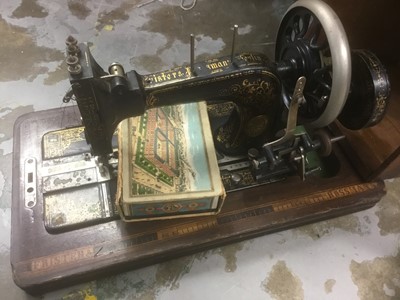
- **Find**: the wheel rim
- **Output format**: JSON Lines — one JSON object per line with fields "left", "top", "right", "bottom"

{"left": 275, "top": 0, "right": 351, "bottom": 128}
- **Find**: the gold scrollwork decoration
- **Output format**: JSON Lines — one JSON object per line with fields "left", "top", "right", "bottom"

{"left": 230, "top": 78, "right": 277, "bottom": 106}
{"left": 146, "top": 94, "right": 158, "bottom": 108}
{"left": 216, "top": 120, "right": 241, "bottom": 149}
{"left": 207, "top": 102, "right": 235, "bottom": 118}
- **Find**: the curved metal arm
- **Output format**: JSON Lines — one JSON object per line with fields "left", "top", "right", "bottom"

{"left": 69, "top": 44, "right": 282, "bottom": 157}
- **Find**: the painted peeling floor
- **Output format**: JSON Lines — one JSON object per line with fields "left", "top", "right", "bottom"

{"left": 0, "top": 0, "right": 399, "bottom": 299}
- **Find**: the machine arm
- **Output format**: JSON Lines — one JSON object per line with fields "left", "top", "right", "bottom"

{"left": 68, "top": 40, "right": 282, "bottom": 157}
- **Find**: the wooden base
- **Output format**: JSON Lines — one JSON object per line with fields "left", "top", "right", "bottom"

{"left": 11, "top": 106, "right": 386, "bottom": 295}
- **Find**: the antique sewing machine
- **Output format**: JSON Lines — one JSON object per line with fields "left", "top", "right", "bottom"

{"left": 11, "top": 0, "right": 396, "bottom": 294}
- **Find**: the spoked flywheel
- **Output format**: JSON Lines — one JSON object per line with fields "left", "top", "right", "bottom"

{"left": 275, "top": 0, "right": 351, "bottom": 128}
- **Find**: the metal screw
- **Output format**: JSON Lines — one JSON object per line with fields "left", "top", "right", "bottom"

{"left": 68, "top": 64, "right": 82, "bottom": 75}
{"left": 65, "top": 35, "right": 78, "bottom": 46}
{"left": 66, "top": 55, "right": 82, "bottom": 75}
{"left": 248, "top": 148, "right": 259, "bottom": 159}
{"left": 66, "top": 55, "right": 79, "bottom": 66}
{"left": 231, "top": 173, "right": 243, "bottom": 185}
{"left": 67, "top": 44, "right": 80, "bottom": 56}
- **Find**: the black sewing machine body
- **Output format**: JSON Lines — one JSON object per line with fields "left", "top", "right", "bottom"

{"left": 65, "top": 46, "right": 339, "bottom": 197}
{"left": 63, "top": 0, "right": 388, "bottom": 197}
{"left": 70, "top": 45, "right": 283, "bottom": 157}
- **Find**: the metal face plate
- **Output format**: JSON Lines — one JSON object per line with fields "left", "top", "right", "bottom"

{"left": 24, "top": 157, "right": 37, "bottom": 209}
{"left": 44, "top": 183, "right": 112, "bottom": 230}
{"left": 42, "top": 157, "right": 111, "bottom": 193}
{"left": 36, "top": 125, "right": 119, "bottom": 232}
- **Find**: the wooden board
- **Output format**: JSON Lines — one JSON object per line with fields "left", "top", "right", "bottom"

{"left": 11, "top": 106, "right": 386, "bottom": 295}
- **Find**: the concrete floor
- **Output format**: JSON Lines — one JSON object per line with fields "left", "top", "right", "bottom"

{"left": 0, "top": 0, "right": 399, "bottom": 299}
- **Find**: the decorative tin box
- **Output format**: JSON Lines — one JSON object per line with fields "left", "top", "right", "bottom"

{"left": 117, "top": 101, "right": 225, "bottom": 221}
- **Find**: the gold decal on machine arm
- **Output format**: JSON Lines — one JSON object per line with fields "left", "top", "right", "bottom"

{"left": 206, "top": 59, "right": 230, "bottom": 72}
{"left": 206, "top": 59, "right": 230, "bottom": 70}
{"left": 239, "top": 53, "right": 264, "bottom": 64}
{"left": 143, "top": 67, "right": 191, "bottom": 85}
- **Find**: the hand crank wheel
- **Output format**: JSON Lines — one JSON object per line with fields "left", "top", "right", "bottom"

{"left": 275, "top": 0, "right": 351, "bottom": 128}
